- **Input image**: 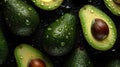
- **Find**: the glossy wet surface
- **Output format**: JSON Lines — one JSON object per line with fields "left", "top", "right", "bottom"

{"left": 1, "top": 0, "right": 120, "bottom": 67}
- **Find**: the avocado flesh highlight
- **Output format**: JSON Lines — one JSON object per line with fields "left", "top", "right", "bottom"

{"left": 32, "top": 0, "right": 63, "bottom": 10}
{"left": 14, "top": 44, "right": 53, "bottom": 67}
{"left": 104, "top": 0, "right": 120, "bottom": 16}
{"left": 79, "top": 5, "right": 117, "bottom": 51}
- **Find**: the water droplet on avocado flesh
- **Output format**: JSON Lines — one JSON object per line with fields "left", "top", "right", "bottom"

{"left": 31, "top": 0, "right": 63, "bottom": 10}
{"left": 91, "top": 18, "right": 109, "bottom": 41}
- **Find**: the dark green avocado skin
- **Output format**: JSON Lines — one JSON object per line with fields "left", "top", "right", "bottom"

{"left": 43, "top": 13, "right": 76, "bottom": 56}
{"left": 0, "top": 29, "right": 8, "bottom": 65}
{"left": 65, "top": 47, "right": 93, "bottom": 67}
{"left": 3, "top": 0, "right": 40, "bottom": 36}
{"left": 105, "top": 59, "right": 120, "bottom": 67}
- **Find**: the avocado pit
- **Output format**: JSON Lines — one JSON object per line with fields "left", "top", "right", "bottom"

{"left": 28, "top": 59, "right": 46, "bottom": 67}
{"left": 91, "top": 18, "right": 109, "bottom": 41}
{"left": 113, "top": 0, "right": 120, "bottom": 5}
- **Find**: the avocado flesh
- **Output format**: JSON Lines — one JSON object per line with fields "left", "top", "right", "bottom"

{"left": 79, "top": 5, "right": 117, "bottom": 51}
{"left": 14, "top": 44, "right": 53, "bottom": 67}
{"left": 104, "top": 0, "right": 120, "bottom": 16}
{"left": 32, "top": 0, "right": 63, "bottom": 10}
{"left": 66, "top": 47, "right": 93, "bottom": 67}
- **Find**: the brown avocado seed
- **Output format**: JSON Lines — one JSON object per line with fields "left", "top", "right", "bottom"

{"left": 91, "top": 18, "right": 109, "bottom": 41}
{"left": 113, "top": 0, "right": 120, "bottom": 5}
{"left": 28, "top": 59, "right": 46, "bottom": 67}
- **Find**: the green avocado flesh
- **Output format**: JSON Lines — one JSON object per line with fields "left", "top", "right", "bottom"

{"left": 104, "top": 0, "right": 120, "bottom": 16}
{"left": 106, "top": 59, "right": 120, "bottom": 67}
{"left": 32, "top": 0, "right": 63, "bottom": 10}
{"left": 14, "top": 44, "right": 53, "bottom": 67}
{"left": 43, "top": 13, "right": 76, "bottom": 56}
{"left": 3, "top": 0, "right": 40, "bottom": 36}
{"left": 66, "top": 47, "right": 93, "bottom": 67}
{"left": 79, "top": 5, "right": 117, "bottom": 51}
{"left": 0, "top": 29, "right": 8, "bottom": 65}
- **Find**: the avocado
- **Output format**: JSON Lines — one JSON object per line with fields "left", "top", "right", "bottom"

{"left": 0, "top": 29, "right": 8, "bottom": 65}
{"left": 43, "top": 13, "right": 76, "bottom": 56}
{"left": 14, "top": 44, "right": 53, "bottom": 67}
{"left": 3, "top": 0, "right": 40, "bottom": 36}
{"left": 79, "top": 5, "right": 117, "bottom": 51}
{"left": 104, "top": 0, "right": 120, "bottom": 16}
{"left": 65, "top": 47, "right": 93, "bottom": 67}
{"left": 105, "top": 59, "right": 120, "bottom": 67}
{"left": 31, "top": 0, "right": 63, "bottom": 10}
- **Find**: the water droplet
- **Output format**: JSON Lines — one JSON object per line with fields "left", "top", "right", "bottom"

{"left": 90, "top": 10, "right": 94, "bottom": 14}
{"left": 66, "top": 36, "right": 69, "bottom": 39}
{"left": 47, "top": 27, "right": 52, "bottom": 30}
{"left": 58, "top": 28, "right": 62, "bottom": 32}
{"left": 54, "top": 4, "right": 57, "bottom": 7}
{"left": 109, "top": 26, "right": 113, "bottom": 29}
{"left": 61, "top": 42, "right": 65, "bottom": 46}
{"left": 5, "top": 18, "right": 8, "bottom": 20}
{"left": 48, "top": 6, "right": 51, "bottom": 8}
{"left": 4, "top": 0, "right": 7, "bottom": 2}
{"left": 28, "top": 8, "right": 32, "bottom": 10}
{"left": 112, "top": 49, "right": 116, "bottom": 52}
{"left": 25, "top": 19, "right": 31, "bottom": 25}
{"left": 20, "top": 56, "right": 23, "bottom": 59}
{"left": 41, "top": 2, "right": 44, "bottom": 6}
{"left": 68, "top": 32, "right": 71, "bottom": 35}
{"left": 46, "top": 35, "right": 49, "bottom": 38}
{"left": 71, "top": 27, "right": 73, "bottom": 30}
{"left": 66, "top": 5, "right": 70, "bottom": 9}
{"left": 118, "top": 12, "right": 120, "bottom": 14}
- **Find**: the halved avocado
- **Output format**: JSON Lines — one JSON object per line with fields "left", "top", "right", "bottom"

{"left": 31, "top": 0, "right": 63, "bottom": 10}
{"left": 104, "top": 0, "right": 120, "bottom": 16}
{"left": 14, "top": 44, "right": 53, "bottom": 67}
{"left": 79, "top": 5, "right": 117, "bottom": 51}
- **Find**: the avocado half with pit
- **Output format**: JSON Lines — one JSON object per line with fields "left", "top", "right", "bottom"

{"left": 79, "top": 5, "right": 117, "bottom": 51}
{"left": 31, "top": 0, "right": 63, "bottom": 10}
{"left": 104, "top": 0, "right": 120, "bottom": 16}
{"left": 14, "top": 44, "right": 53, "bottom": 67}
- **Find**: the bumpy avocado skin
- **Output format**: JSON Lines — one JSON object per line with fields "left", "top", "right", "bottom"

{"left": 32, "top": 0, "right": 63, "bottom": 10}
{"left": 43, "top": 13, "right": 76, "bottom": 56}
{"left": 14, "top": 44, "right": 53, "bottom": 67}
{"left": 79, "top": 5, "right": 117, "bottom": 51}
{"left": 0, "top": 29, "right": 8, "bottom": 65}
{"left": 104, "top": 0, "right": 120, "bottom": 16}
{"left": 65, "top": 47, "right": 93, "bottom": 67}
{"left": 3, "top": 0, "right": 40, "bottom": 36}
{"left": 105, "top": 59, "right": 120, "bottom": 67}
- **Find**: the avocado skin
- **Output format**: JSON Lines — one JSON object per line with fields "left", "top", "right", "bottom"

{"left": 105, "top": 59, "right": 120, "bottom": 67}
{"left": 14, "top": 44, "right": 53, "bottom": 67}
{"left": 65, "top": 47, "right": 93, "bottom": 67}
{"left": 43, "top": 13, "right": 76, "bottom": 56}
{"left": 0, "top": 29, "right": 8, "bottom": 65}
{"left": 3, "top": 0, "right": 40, "bottom": 36}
